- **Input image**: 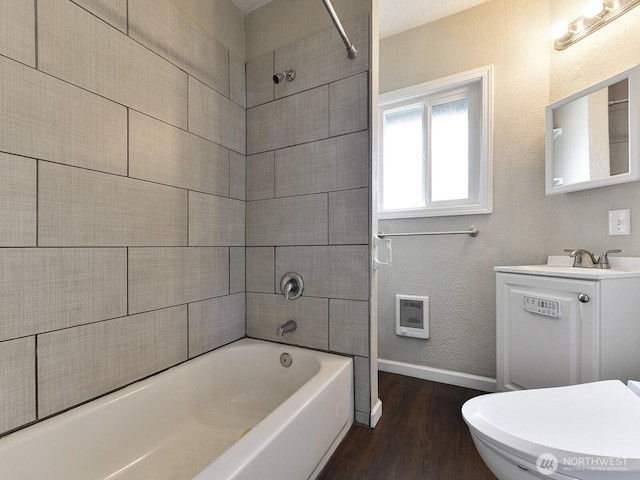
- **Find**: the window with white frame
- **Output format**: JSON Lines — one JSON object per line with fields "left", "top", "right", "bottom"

{"left": 378, "top": 65, "right": 493, "bottom": 219}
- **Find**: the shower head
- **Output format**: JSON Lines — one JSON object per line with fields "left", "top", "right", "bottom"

{"left": 273, "top": 69, "right": 296, "bottom": 84}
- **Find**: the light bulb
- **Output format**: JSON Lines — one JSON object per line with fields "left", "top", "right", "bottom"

{"left": 551, "top": 20, "right": 570, "bottom": 39}
{"left": 583, "top": 0, "right": 605, "bottom": 17}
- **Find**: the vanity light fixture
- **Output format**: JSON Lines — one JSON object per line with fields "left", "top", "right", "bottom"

{"left": 553, "top": 0, "right": 640, "bottom": 50}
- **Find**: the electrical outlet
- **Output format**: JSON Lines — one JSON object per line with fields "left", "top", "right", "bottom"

{"left": 609, "top": 209, "right": 631, "bottom": 236}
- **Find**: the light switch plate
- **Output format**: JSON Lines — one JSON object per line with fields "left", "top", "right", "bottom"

{"left": 609, "top": 209, "right": 631, "bottom": 236}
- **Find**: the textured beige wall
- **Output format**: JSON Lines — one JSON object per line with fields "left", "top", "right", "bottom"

{"left": 378, "top": 0, "right": 553, "bottom": 379}
{"left": 245, "top": 0, "right": 370, "bottom": 61}
{"left": 546, "top": 0, "right": 640, "bottom": 256}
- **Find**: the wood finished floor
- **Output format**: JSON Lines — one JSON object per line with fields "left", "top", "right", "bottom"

{"left": 317, "top": 372, "right": 498, "bottom": 480}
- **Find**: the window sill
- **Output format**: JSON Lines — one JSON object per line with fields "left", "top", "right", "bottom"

{"left": 378, "top": 203, "right": 492, "bottom": 220}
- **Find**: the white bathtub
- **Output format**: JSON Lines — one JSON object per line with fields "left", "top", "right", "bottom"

{"left": 0, "top": 338, "right": 354, "bottom": 480}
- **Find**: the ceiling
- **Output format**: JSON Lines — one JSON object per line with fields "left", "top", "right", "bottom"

{"left": 378, "top": 0, "right": 491, "bottom": 38}
{"left": 231, "top": 0, "right": 491, "bottom": 38}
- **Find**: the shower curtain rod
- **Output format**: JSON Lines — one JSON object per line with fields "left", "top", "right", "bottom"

{"left": 321, "top": 0, "right": 358, "bottom": 59}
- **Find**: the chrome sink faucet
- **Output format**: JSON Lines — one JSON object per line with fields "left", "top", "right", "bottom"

{"left": 564, "top": 248, "right": 621, "bottom": 268}
{"left": 565, "top": 248, "right": 598, "bottom": 268}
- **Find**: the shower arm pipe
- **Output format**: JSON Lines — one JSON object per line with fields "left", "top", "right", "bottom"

{"left": 321, "top": 0, "right": 358, "bottom": 59}
{"left": 377, "top": 227, "right": 479, "bottom": 238}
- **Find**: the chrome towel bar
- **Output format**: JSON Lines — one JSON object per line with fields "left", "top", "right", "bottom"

{"left": 377, "top": 227, "right": 479, "bottom": 238}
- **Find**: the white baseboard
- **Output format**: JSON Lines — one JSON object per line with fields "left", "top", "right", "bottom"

{"left": 378, "top": 358, "right": 496, "bottom": 392}
{"left": 370, "top": 399, "right": 383, "bottom": 427}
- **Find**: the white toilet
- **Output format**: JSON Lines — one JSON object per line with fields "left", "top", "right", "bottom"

{"left": 462, "top": 380, "right": 640, "bottom": 479}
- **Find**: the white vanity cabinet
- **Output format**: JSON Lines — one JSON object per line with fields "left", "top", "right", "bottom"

{"left": 496, "top": 262, "right": 640, "bottom": 392}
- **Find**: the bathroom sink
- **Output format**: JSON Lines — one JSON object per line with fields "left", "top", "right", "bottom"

{"left": 495, "top": 256, "right": 640, "bottom": 279}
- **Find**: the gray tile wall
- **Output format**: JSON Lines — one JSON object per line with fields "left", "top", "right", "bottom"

{"left": 2, "top": 1, "right": 373, "bottom": 435}
{"left": 245, "top": 15, "right": 372, "bottom": 424}
{"left": 0, "top": 0, "right": 245, "bottom": 435}
{"left": 0, "top": 0, "right": 35, "bottom": 67}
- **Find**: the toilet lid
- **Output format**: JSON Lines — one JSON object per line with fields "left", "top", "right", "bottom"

{"left": 462, "top": 380, "right": 640, "bottom": 472}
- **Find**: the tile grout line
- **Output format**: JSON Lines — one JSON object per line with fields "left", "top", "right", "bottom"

{"left": 126, "top": 247, "right": 129, "bottom": 317}
{"left": 35, "top": 160, "right": 39, "bottom": 248}
{"left": 34, "top": 0, "right": 38, "bottom": 70}
{"left": 126, "top": 108, "right": 130, "bottom": 177}
{"left": 34, "top": 335, "right": 39, "bottom": 421}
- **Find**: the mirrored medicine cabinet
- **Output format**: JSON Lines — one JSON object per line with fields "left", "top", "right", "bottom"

{"left": 545, "top": 64, "right": 639, "bottom": 194}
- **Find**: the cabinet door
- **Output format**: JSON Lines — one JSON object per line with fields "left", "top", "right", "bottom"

{"left": 497, "top": 273, "right": 598, "bottom": 391}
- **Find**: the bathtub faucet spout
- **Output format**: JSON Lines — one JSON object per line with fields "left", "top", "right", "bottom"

{"left": 277, "top": 320, "right": 297, "bottom": 336}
